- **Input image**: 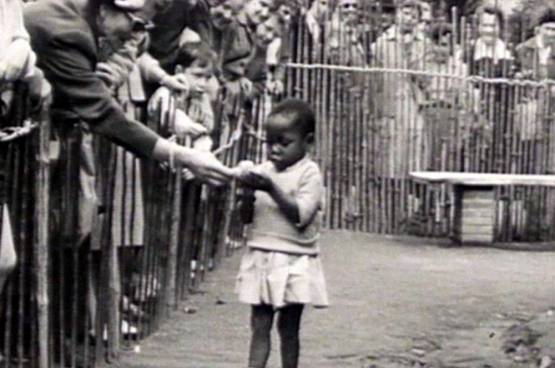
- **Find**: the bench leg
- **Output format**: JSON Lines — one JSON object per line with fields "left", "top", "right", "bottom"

{"left": 453, "top": 185, "right": 495, "bottom": 245}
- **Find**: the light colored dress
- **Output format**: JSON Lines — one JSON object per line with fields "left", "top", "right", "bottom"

{"left": 235, "top": 156, "right": 329, "bottom": 309}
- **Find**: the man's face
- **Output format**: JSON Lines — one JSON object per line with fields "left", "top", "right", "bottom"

{"left": 540, "top": 22, "right": 555, "bottom": 47}
{"left": 244, "top": 0, "right": 272, "bottom": 26}
{"left": 338, "top": 0, "right": 359, "bottom": 25}
{"left": 396, "top": 6, "right": 420, "bottom": 33}
{"left": 210, "top": 0, "right": 243, "bottom": 30}
{"left": 97, "top": 5, "right": 152, "bottom": 47}
{"left": 478, "top": 12, "right": 500, "bottom": 44}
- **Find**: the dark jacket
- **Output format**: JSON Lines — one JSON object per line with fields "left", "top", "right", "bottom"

{"left": 24, "top": 0, "right": 159, "bottom": 157}
{"left": 515, "top": 35, "right": 555, "bottom": 80}
{"left": 148, "top": 0, "right": 211, "bottom": 73}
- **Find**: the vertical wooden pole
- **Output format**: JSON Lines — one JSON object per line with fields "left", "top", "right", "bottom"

{"left": 166, "top": 155, "right": 182, "bottom": 313}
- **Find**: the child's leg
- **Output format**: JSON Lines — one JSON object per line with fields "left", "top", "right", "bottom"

{"left": 277, "top": 304, "right": 304, "bottom": 368}
{"left": 248, "top": 304, "right": 275, "bottom": 368}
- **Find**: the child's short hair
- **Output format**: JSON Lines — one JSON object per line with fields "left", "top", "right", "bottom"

{"left": 268, "top": 98, "right": 315, "bottom": 136}
{"left": 176, "top": 42, "right": 219, "bottom": 74}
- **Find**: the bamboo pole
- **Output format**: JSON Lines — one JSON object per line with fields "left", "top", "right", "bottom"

{"left": 355, "top": 86, "right": 363, "bottom": 231}
{"left": 98, "top": 145, "right": 120, "bottom": 363}
{"left": 179, "top": 182, "right": 198, "bottom": 298}
{"left": 328, "top": 65, "right": 338, "bottom": 229}
{"left": 17, "top": 110, "right": 27, "bottom": 368}
{"left": 163, "top": 95, "right": 184, "bottom": 312}
{"left": 361, "top": 75, "right": 370, "bottom": 233}
{"left": 338, "top": 73, "right": 347, "bottom": 230}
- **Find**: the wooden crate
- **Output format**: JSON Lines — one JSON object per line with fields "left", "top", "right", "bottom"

{"left": 453, "top": 185, "right": 495, "bottom": 244}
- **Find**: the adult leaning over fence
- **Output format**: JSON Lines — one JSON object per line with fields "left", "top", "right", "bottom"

{"left": 23, "top": 0, "right": 233, "bottom": 184}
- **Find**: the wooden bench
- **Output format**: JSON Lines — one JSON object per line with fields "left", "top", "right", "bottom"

{"left": 410, "top": 172, "right": 555, "bottom": 245}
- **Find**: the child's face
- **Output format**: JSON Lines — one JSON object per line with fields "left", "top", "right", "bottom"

{"left": 277, "top": 5, "right": 293, "bottom": 26}
{"left": 255, "top": 16, "right": 280, "bottom": 47}
{"left": 183, "top": 64, "right": 213, "bottom": 97}
{"left": 265, "top": 114, "right": 310, "bottom": 171}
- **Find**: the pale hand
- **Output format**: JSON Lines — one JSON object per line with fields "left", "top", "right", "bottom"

{"left": 176, "top": 147, "right": 233, "bottom": 186}
{"left": 161, "top": 74, "right": 189, "bottom": 92}
{"left": 267, "top": 79, "right": 284, "bottom": 96}
{"left": 0, "top": 39, "right": 31, "bottom": 82}
{"left": 231, "top": 160, "right": 256, "bottom": 179}
{"left": 95, "top": 63, "right": 120, "bottom": 88}
{"left": 239, "top": 77, "right": 253, "bottom": 97}
{"left": 174, "top": 109, "right": 207, "bottom": 138}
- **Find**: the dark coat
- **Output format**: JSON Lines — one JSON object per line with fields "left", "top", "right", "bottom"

{"left": 515, "top": 35, "right": 555, "bottom": 80}
{"left": 24, "top": 0, "right": 159, "bottom": 157}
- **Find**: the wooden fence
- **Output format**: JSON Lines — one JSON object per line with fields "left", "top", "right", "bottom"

{"left": 0, "top": 80, "right": 264, "bottom": 367}
{"left": 285, "top": 6, "right": 555, "bottom": 241}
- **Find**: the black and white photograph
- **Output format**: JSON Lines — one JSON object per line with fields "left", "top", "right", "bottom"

{"left": 1, "top": 0, "right": 554, "bottom": 367}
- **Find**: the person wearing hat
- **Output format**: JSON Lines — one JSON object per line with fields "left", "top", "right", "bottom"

{"left": 515, "top": 7, "right": 555, "bottom": 81}
{"left": 513, "top": 8, "right": 555, "bottom": 172}
{"left": 23, "top": 0, "right": 232, "bottom": 183}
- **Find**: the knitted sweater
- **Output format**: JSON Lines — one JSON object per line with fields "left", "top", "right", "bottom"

{"left": 247, "top": 156, "right": 324, "bottom": 255}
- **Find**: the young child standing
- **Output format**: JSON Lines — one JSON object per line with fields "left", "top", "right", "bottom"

{"left": 235, "top": 98, "right": 328, "bottom": 368}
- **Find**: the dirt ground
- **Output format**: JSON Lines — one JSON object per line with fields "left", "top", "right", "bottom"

{"left": 120, "top": 231, "right": 555, "bottom": 368}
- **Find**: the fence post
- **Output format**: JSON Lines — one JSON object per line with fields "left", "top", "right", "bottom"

{"left": 34, "top": 102, "right": 51, "bottom": 368}
{"left": 166, "top": 158, "right": 183, "bottom": 314}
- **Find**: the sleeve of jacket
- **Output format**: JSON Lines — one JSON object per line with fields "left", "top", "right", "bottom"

{"left": 42, "top": 33, "right": 160, "bottom": 157}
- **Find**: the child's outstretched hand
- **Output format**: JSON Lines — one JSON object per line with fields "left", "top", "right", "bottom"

{"left": 232, "top": 161, "right": 273, "bottom": 192}
{"left": 241, "top": 170, "right": 273, "bottom": 192}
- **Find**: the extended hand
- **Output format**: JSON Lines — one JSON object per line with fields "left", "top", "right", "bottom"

{"left": 174, "top": 109, "right": 207, "bottom": 138}
{"left": 161, "top": 74, "right": 189, "bottom": 92}
{"left": 176, "top": 147, "right": 233, "bottom": 186}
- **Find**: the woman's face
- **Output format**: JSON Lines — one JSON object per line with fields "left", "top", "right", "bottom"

{"left": 244, "top": 0, "right": 272, "bottom": 26}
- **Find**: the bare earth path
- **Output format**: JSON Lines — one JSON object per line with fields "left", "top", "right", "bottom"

{"left": 120, "top": 231, "right": 555, "bottom": 368}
